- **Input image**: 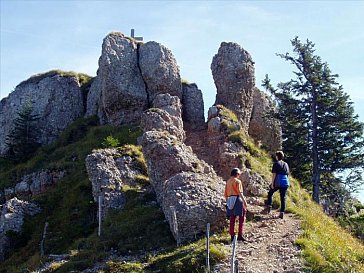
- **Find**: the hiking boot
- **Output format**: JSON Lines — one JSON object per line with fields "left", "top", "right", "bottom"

{"left": 237, "top": 235, "right": 248, "bottom": 242}
{"left": 279, "top": 212, "right": 284, "bottom": 219}
{"left": 267, "top": 206, "right": 272, "bottom": 214}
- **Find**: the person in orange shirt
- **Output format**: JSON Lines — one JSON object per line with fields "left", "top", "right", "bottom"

{"left": 224, "top": 168, "right": 248, "bottom": 242}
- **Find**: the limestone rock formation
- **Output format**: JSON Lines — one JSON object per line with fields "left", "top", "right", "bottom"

{"left": 0, "top": 72, "right": 84, "bottom": 155}
{"left": 96, "top": 33, "right": 148, "bottom": 125}
{"left": 141, "top": 93, "right": 185, "bottom": 142}
{"left": 86, "top": 149, "right": 125, "bottom": 217}
{"left": 203, "top": 104, "right": 270, "bottom": 196}
{"left": 141, "top": 94, "right": 226, "bottom": 242}
{"left": 85, "top": 147, "right": 146, "bottom": 218}
{"left": 85, "top": 75, "right": 103, "bottom": 120}
{"left": 0, "top": 198, "right": 41, "bottom": 261}
{"left": 86, "top": 33, "right": 183, "bottom": 126}
{"left": 182, "top": 83, "right": 205, "bottom": 129}
{"left": 241, "top": 169, "right": 270, "bottom": 196}
{"left": 205, "top": 105, "right": 244, "bottom": 179}
{"left": 211, "top": 42, "right": 255, "bottom": 132}
{"left": 249, "top": 88, "right": 282, "bottom": 152}
{"left": 139, "top": 41, "right": 182, "bottom": 102}
{"left": 1, "top": 170, "right": 66, "bottom": 202}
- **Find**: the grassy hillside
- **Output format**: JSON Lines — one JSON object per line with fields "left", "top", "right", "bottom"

{"left": 0, "top": 117, "right": 363, "bottom": 273}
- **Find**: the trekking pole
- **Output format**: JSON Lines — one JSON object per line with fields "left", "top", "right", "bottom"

{"left": 206, "top": 223, "right": 210, "bottom": 272}
{"left": 230, "top": 235, "right": 237, "bottom": 273}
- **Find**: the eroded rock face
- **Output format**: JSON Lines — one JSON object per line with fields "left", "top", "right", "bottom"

{"left": 163, "top": 172, "right": 225, "bottom": 240}
{"left": 182, "top": 83, "right": 205, "bottom": 129}
{"left": 241, "top": 169, "right": 270, "bottom": 197}
{"left": 85, "top": 75, "right": 103, "bottom": 119}
{"left": 87, "top": 33, "right": 183, "bottom": 126}
{"left": 141, "top": 94, "right": 226, "bottom": 242}
{"left": 141, "top": 93, "right": 185, "bottom": 142}
{"left": 249, "top": 88, "right": 282, "bottom": 152}
{"left": 85, "top": 149, "right": 125, "bottom": 217}
{"left": 139, "top": 41, "right": 182, "bottom": 102}
{"left": 85, "top": 147, "right": 146, "bottom": 218}
{"left": 1, "top": 170, "right": 66, "bottom": 202}
{"left": 97, "top": 33, "right": 148, "bottom": 125}
{"left": 0, "top": 198, "right": 41, "bottom": 261}
{"left": 211, "top": 42, "right": 255, "bottom": 132}
{"left": 0, "top": 74, "right": 84, "bottom": 155}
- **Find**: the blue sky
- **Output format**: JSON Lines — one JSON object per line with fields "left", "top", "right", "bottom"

{"left": 1, "top": 0, "right": 364, "bottom": 200}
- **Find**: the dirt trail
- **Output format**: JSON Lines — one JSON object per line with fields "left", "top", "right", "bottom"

{"left": 186, "top": 126, "right": 304, "bottom": 273}
{"left": 214, "top": 199, "right": 304, "bottom": 273}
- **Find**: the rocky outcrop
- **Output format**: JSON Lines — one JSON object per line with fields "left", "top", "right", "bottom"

{"left": 139, "top": 41, "right": 182, "bottom": 102}
{"left": 85, "top": 75, "right": 103, "bottom": 119}
{"left": 141, "top": 94, "right": 226, "bottom": 242}
{"left": 96, "top": 33, "right": 148, "bottom": 125}
{"left": 85, "top": 147, "right": 146, "bottom": 219}
{"left": 0, "top": 198, "right": 41, "bottom": 261}
{"left": 249, "top": 88, "right": 282, "bottom": 152}
{"left": 241, "top": 169, "right": 270, "bottom": 197}
{"left": 141, "top": 94, "right": 185, "bottom": 142}
{"left": 0, "top": 72, "right": 84, "bottom": 155}
{"left": 86, "top": 33, "right": 182, "bottom": 126}
{"left": 182, "top": 83, "right": 205, "bottom": 129}
{"left": 206, "top": 105, "right": 243, "bottom": 179}
{"left": 204, "top": 105, "right": 270, "bottom": 195}
{"left": 211, "top": 42, "right": 255, "bottom": 132}
{"left": 1, "top": 170, "right": 66, "bottom": 203}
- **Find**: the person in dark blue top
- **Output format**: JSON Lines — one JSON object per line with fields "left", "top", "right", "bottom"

{"left": 266, "top": 151, "right": 290, "bottom": 219}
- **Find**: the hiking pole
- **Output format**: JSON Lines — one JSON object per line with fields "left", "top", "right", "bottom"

{"left": 206, "top": 223, "right": 210, "bottom": 272}
{"left": 230, "top": 234, "right": 237, "bottom": 273}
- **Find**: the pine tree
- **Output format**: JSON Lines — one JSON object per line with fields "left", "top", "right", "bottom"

{"left": 266, "top": 37, "right": 364, "bottom": 204}
{"left": 5, "top": 100, "right": 40, "bottom": 162}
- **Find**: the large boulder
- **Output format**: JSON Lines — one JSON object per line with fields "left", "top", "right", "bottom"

{"left": 87, "top": 33, "right": 184, "bottom": 126}
{"left": 141, "top": 94, "right": 226, "bottom": 242}
{"left": 85, "top": 149, "right": 125, "bottom": 217}
{"left": 141, "top": 93, "right": 185, "bottom": 142}
{"left": 85, "top": 147, "right": 146, "bottom": 219}
{"left": 139, "top": 41, "right": 182, "bottom": 102}
{"left": 182, "top": 83, "right": 205, "bottom": 129}
{"left": 211, "top": 42, "right": 255, "bottom": 132}
{"left": 0, "top": 72, "right": 84, "bottom": 155}
{"left": 0, "top": 198, "right": 41, "bottom": 261}
{"left": 97, "top": 32, "right": 148, "bottom": 125}
{"left": 248, "top": 88, "right": 282, "bottom": 152}
{"left": 163, "top": 172, "right": 225, "bottom": 241}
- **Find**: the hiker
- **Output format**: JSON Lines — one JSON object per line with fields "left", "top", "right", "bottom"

{"left": 266, "top": 151, "right": 290, "bottom": 219}
{"left": 224, "top": 168, "right": 248, "bottom": 242}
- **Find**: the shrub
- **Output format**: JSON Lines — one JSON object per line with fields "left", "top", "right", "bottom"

{"left": 102, "top": 135, "right": 120, "bottom": 148}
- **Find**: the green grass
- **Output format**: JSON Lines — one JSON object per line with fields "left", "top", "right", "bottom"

{"left": 227, "top": 133, "right": 364, "bottom": 273}
{"left": 17, "top": 69, "right": 93, "bottom": 88}
{"left": 181, "top": 79, "right": 190, "bottom": 85}
{"left": 1, "top": 113, "right": 364, "bottom": 273}
{"left": 0, "top": 117, "right": 143, "bottom": 273}
{"left": 215, "top": 105, "right": 241, "bottom": 133}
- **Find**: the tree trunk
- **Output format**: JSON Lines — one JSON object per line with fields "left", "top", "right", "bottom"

{"left": 311, "top": 89, "right": 320, "bottom": 203}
